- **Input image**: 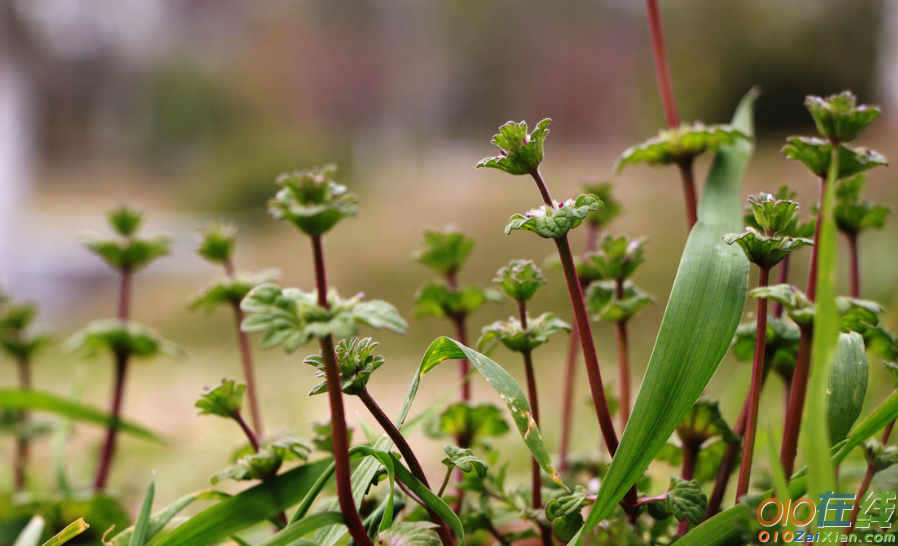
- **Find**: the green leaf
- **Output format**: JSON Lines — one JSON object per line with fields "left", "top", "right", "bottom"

{"left": 107, "top": 205, "right": 144, "bottom": 236}
{"left": 413, "top": 283, "right": 498, "bottom": 320}
{"left": 254, "top": 512, "right": 344, "bottom": 546}
{"left": 827, "top": 332, "right": 868, "bottom": 444}
{"left": 13, "top": 517, "right": 44, "bottom": 546}
{"left": 803, "top": 141, "right": 842, "bottom": 508}
{"left": 676, "top": 399, "right": 740, "bottom": 446}
{"left": 129, "top": 474, "right": 155, "bottom": 546}
{"left": 568, "top": 88, "right": 756, "bottom": 545}
{"left": 615, "top": 123, "right": 748, "bottom": 172}
{"left": 377, "top": 522, "right": 441, "bottom": 546}
{"left": 402, "top": 337, "right": 566, "bottom": 488}
{"left": 67, "top": 320, "right": 182, "bottom": 359}
{"left": 582, "top": 182, "right": 621, "bottom": 227}
{"left": 864, "top": 439, "right": 898, "bottom": 472}
{"left": 153, "top": 459, "right": 331, "bottom": 546}
{"left": 196, "top": 379, "right": 245, "bottom": 419}
{"left": 0, "top": 388, "right": 162, "bottom": 442}
{"left": 476, "top": 118, "right": 551, "bottom": 176}
{"left": 505, "top": 194, "right": 602, "bottom": 239}
{"left": 804, "top": 91, "right": 881, "bottom": 142}
{"left": 722, "top": 228, "right": 812, "bottom": 269}
{"left": 424, "top": 402, "right": 509, "bottom": 447}
{"left": 669, "top": 505, "right": 750, "bottom": 546}
{"left": 304, "top": 336, "right": 384, "bottom": 396}
{"left": 269, "top": 165, "right": 357, "bottom": 236}
{"left": 189, "top": 270, "right": 280, "bottom": 313}
{"left": 477, "top": 312, "right": 570, "bottom": 354}
{"left": 747, "top": 193, "right": 800, "bottom": 235}
{"left": 834, "top": 174, "right": 891, "bottom": 235}
{"left": 585, "top": 235, "right": 646, "bottom": 281}
{"left": 81, "top": 233, "right": 171, "bottom": 272}
{"left": 110, "top": 490, "right": 212, "bottom": 546}
{"left": 584, "top": 280, "right": 654, "bottom": 323}
{"left": 441, "top": 444, "right": 488, "bottom": 477}
{"left": 414, "top": 228, "right": 476, "bottom": 276}
{"left": 781, "top": 136, "right": 888, "bottom": 179}
{"left": 196, "top": 221, "right": 237, "bottom": 263}
{"left": 647, "top": 478, "right": 707, "bottom": 524}
{"left": 41, "top": 519, "right": 89, "bottom": 546}
{"left": 492, "top": 259, "right": 547, "bottom": 302}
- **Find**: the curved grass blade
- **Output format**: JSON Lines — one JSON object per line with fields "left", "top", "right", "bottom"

{"left": 827, "top": 332, "right": 868, "bottom": 444}
{"left": 569, "top": 89, "right": 757, "bottom": 544}
{"left": 804, "top": 145, "right": 841, "bottom": 507}
{"left": 669, "top": 505, "right": 749, "bottom": 546}
{"left": 398, "top": 337, "right": 564, "bottom": 487}
{"left": 41, "top": 519, "right": 89, "bottom": 546}
{"left": 153, "top": 459, "right": 331, "bottom": 546}
{"left": 129, "top": 473, "right": 155, "bottom": 546}
{"left": 0, "top": 388, "right": 162, "bottom": 443}
{"left": 255, "top": 513, "right": 343, "bottom": 546}
{"left": 13, "top": 517, "right": 45, "bottom": 546}
{"left": 110, "top": 489, "right": 215, "bottom": 546}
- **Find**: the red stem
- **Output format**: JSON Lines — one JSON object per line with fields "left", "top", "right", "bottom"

{"left": 676, "top": 160, "right": 698, "bottom": 232}
{"left": 644, "top": 0, "right": 681, "bottom": 129}
{"left": 446, "top": 270, "right": 471, "bottom": 404}
{"left": 735, "top": 266, "right": 770, "bottom": 500}
{"left": 14, "top": 356, "right": 31, "bottom": 490}
{"left": 677, "top": 442, "right": 699, "bottom": 536}
{"left": 358, "top": 389, "right": 457, "bottom": 546}
{"left": 310, "top": 234, "right": 373, "bottom": 546}
{"left": 773, "top": 256, "right": 789, "bottom": 319}
{"left": 805, "top": 178, "right": 827, "bottom": 302}
{"left": 223, "top": 257, "right": 264, "bottom": 437}
{"left": 779, "top": 325, "right": 813, "bottom": 478}
{"left": 234, "top": 411, "right": 260, "bottom": 452}
{"left": 846, "top": 231, "right": 860, "bottom": 298}
{"left": 614, "top": 279, "right": 631, "bottom": 429}
{"left": 848, "top": 421, "right": 895, "bottom": 535}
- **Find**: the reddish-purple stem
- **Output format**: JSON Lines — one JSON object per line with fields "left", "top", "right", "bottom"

{"left": 846, "top": 231, "right": 860, "bottom": 298}
{"left": 848, "top": 421, "right": 895, "bottom": 535}
{"left": 224, "top": 257, "right": 264, "bottom": 437}
{"left": 14, "top": 356, "right": 31, "bottom": 490}
{"left": 677, "top": 442, "right": 699, "bottom": 536}
{"left": 614, "top": 279, "right": 631, "bottom": 429}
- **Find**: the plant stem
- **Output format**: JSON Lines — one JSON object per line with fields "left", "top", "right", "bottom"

{"left": 614, "top": 279, "right": 632, "bottom": 429}
{"left": 644, "top": 0, "right": 680, "bottom": 129}
{"left": 559, "top": 223, "right": 599, "bottom": 474}
{"left": 677, "top": 442, "right": 699, "bottom": 536}
{"left": 310, "top": 234, "right": 373, "bottom": 546}
{"left": 773, "top": 256, "right": 789, "bottom": 319}
{"left": 676, "top": 159, "right": 698, "bottom": 231}
{"left": 438, "top": 466, "right": 452, "bottom": 497}
{"left": 735, "top": 266, "right": 770, "bottom": 501}
{"left": 779, "top": 324, "right": 812, "bottom": 478}
{"left": 234, "top": 411, "right": 260, "bottom": 453}
{"left": 529, "top": 169, "right": 638, "bottom": 514}
{"left": 517, "top": 302, "right": 552, "bottom": 546}
{"left": 223, "top": 258, "right": 264, "bottom": 437}
{"left": 13, "top": 356, "right": 31, "bottom": 490}
{"left": 446, "top": 270, "right": 471, "bottom": 404}
{"left": 487, "top": 521, "right": 513, "bottom": 546}
{"left": 848, "top": 421, "right": 895, "bottom": 535}
{"left": 846, "top": 231, "right": 860, "bottom": 298}
{"left": 806, "top": 177, "right": 827, "bottom": 302}
{"left": 358, "top": 389, "right": 457, "bottom": 546}
{"left": 94, "top": 265, "right": 133, "bottom": 491}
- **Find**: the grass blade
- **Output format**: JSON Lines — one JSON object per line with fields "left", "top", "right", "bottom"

{"left": 569, "top": 89, "right": 757, "bottom": 544}
{"left": 255, "top": 513, "right": 344, "bottom": 546}
{"left": 668, "top": 505, "right": 749, "bottom": 546}
{"left": 13, "top": 517, "right": 45, "bottom": 546}
{"left": 0, "top": 388, "right": 162, "bottom": 443}
{"left": 41, "top": 519, "right": 89, "bottom": 546}
{"left": 110, "top": 489, "right": 215, "bottom": 546}
{"left": 129, "top": 473, "right": 156, "bottom": 546}
{"left": 827, "top": 332, "right": 868, "bottom": 444}
{"left": 153, "top": 459, "right": 331, "bottom": 546}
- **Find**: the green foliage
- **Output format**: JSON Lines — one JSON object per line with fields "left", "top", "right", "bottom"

{"left": 476, "top": 118, "right": 551, "bottom": 175}
{"left": 441, "top": 445, "right": 488, "bottom": 478}
{"left": 310, "top": 420, "right": 352, "bottom": 454}
{"left": 505, "top": 194, "right": 602, "bottom": 239}
{"left": 492, "top": 259, "right": 547, "bottom": 302}
{"left": 268, "top": 165, "right": 358, "bottom": 236}
{"left": 835, "top": 175, "right": 891, "bottom": 235}
{"left": 746, "top": 193, "right": 800, "bottom": 235}
{"left": 414, "top": 228, "right": 476, "bottom": 276}
{"left": 864, "top": 438, "right": 898, "bottom": 472}
{"left": 585, "top": 235, "right": 646, "bottom": 281}
{"left": 732, "top": 317, "right": 801, "bottom": 376}
{"left": 749, "top": 283, "right": 883, "bottom": 332}
{"left": 195, "top": 379, "right": 245, "bottom": 419}
{"left": 241, "top": 284, "right": 407, "bottom": 353}
{"left": 211, "top": 437, "right": 310, "bottom": 484}
{"left": 377, "top": 522, "right": 440, "bottom": 546}
{"left": 722, "top": 228, "right": 812, "bottom": 268}
{"left": 646, "top": 478, "right": 708, "bottom": 524}
{"left": 412, "top": 283, "right": 499, "bottom": 320}
{"left": 304, "top": 336, "right": 384, "bottom": 395}
{"left": 41, "top": 519, "right": 89, "bottom": 546}
{"left": 81, "top": 206, "right": 170, "bottom": 272}
{"left": 582, "top": 182, "right": 621, "bottom": 227}
{"left": 585, "top": 280, "right": 654, "bottom": 323}
{"left": 804, "top": 91, "right": 881, "bottom": 142}
{"left": 744, "top": 186, "right": 816, "bottom": 238}
{"left": 615, "top": 123, "right": 748, "bottom": 172}
{"left": 781, "top": 136, "right": 888, "bottom": 179}
{"left": 195, "top": 221, "right": 237, "bottom": 263}
{"left": 130, "top": 474, "right": 155, "bottom": 546}
{"left": 108, "top": 206, "right": 145, "bottom": 237}
{"left": 67, "top": 319, "right": 181, "bottom": 359}
{"left": 676, "top": 399, "right": 740, "bottom": 446}
{"left": 189, "top": 269, "right": 280, "bottom": 312}
{"left": 425, "top": 402, "right": 509, "bottom": 448}
{"left": 478, "top": 312, "right": 569, "bottom": 353}
{"left": 0, "top": 301, "right": 52, "bottom": 361}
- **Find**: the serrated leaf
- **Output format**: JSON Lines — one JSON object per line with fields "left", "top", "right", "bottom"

{"left": 568, "top": 89, "right": 756, "bottom": 545}
{"left": 424, "top": 402, "right": 509, "bottom": 447}
{"left": 655, "top": 478, "right": 708, "bottom": 524}
{"left": 476, "top": 118, "right": 551, "bottom": 176}
{"left": 269, "top": 165, "right": 357, "bottom": 236}
{"left": 505, "top": 194, "right": 602, "bottom": 239}
{"left": 377, "top": 522, "right": 441, "bottom": 546}
{"left": 414, "top": 228, "right": 476, "bottom": 276}
{"left": 477, "top": 312, "right": 570, "bottom": 353}
{"left": 805, "top": 91, "right": 880, "bottom": 142}
{"left": 492, "top": 259, "right": 547, "bottom": 302}
{"left": 782, "top": 136, "right": 888, "bottom": 179}
{"left": 441, "top": 444, "right": 487, "bottom": 477}
{"left": 196, "top": 379, "right": 245, "bottom": 419}
{"left": 189, "top": 269, "right": 279, "bottom": 312}
{"left": 67, "top": 320, "right": 182, "bottom": 359}
{"left": 615, "top": 123, "right": 748, "bottom": 172}
{"left": 413, "top": 283, "right": 497, "bottom": 320}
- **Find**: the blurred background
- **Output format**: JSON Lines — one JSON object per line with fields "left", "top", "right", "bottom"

{"left": 0, "top": 0, "right": 896, "bottom": 517}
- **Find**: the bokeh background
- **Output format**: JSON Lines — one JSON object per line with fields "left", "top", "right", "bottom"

{"left": 1, "top": 0, "right": 897, "bottom": 518}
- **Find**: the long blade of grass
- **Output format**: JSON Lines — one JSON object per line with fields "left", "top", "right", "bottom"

{"left": 129, "top": 473, "right": 156, "bottom": 546}
{"left": 110, "top": 489, "right": 215, "bottom": 546}
{"left": 254, "top": 513, "right": 344, "bottom": 546}
{"left": 0, "top": 388, "right": 162, "bottom": 443}
{"left": 41, "top": 519, "right": 89, "bottom": 546}
{"left": 827, "top": 332, "right": 868, "bottom": 444}
{"left": 13, "top": 517, "right": 45, "bottom": 546}
{"left": 153, "top": 459, "right": 331, "bottom": 546}
{"left": 804, "top": 145, "right": 841, "bottom": 508}
{"left": 568, "top": 90, "right": 757, "bottom": 544}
